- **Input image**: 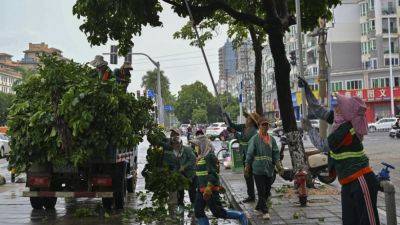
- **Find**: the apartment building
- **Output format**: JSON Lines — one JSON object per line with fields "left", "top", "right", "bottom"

{"left": 20, "top": 42, "right": 63, "bottom": 69}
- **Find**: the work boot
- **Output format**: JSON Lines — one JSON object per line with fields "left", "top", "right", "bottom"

{"left": 225, "top": 210, "right": 248, "bottom": 225}
{"left": 197, "top": 217, "right": 210, "bottom": 225}
{"left": 241, "top": 197, "right": 255, "bottom": 203}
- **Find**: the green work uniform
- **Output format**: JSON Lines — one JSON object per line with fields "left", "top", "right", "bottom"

{"left": 178, "top": 146, "right": 196, "bottom": 179}
{"left": 230, "top": 124, "right": 258, "bottom": 163}
{"left": 195, "top": 152, "right": 219, "bottom": 189}
{"left": 327, "top": 121, "right": 369, "bottom": 181}
{"left": 245, "top": 134, "right": 279, "bottom": 177}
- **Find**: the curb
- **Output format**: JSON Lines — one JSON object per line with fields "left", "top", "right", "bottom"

{"left": 220, "top": 173, "right": 255, "bottom": 225}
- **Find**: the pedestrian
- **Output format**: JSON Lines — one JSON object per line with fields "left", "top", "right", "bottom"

{"left": 187, "top": 125, "right": 193, "bottom": 141}
{"left": 170, "top": 135, "right": 197, "bottom": 213}
{"left": 224, "top": 112, "right": 259, "bottom": 203}
{"left": 245, "top": 117, "right": 281, "bottom": 220}
{"left": 299, "top": 77, "right": 380, "bottom": 225}
{"left": 89, "top": 55, "right": 113, "bottom": 81}
{"left": 189, "top": 135, "right": 247, "bottom": 225}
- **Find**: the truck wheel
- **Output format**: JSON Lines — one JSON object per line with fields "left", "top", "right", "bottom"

{"left": 299, "top": 196, "right": 307, "bottom": 207}
{"left": 102, "top": 198, "right": 113, "bottom": 210}
{"left": 30, "top": 197, "right": 44, "bottom": 209}
{"left": 126, "top": 176, "right": 135, "bottom": 193}
{"left": 43, "top": 197, "right": 57, "bottom": 209}
{"left": 114, "top": 191, "right": 125, "bottom": 209}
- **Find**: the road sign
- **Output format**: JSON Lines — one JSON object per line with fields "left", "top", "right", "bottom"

{"left": 164, "top": 105, "right": 174, "bottom": 112}
{"left": 147, "top": 89, "right": 155, "bottom": 98}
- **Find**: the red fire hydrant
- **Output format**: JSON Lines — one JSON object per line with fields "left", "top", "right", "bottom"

{"left": 294, "top": 169, "right": 308, "bottom": 206}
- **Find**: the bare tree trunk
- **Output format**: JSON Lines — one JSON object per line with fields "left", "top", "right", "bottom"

{"left": 249, "top": 26, "right": 264, "bottom": 116}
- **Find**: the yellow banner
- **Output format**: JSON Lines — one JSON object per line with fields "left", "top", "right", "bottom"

{"left": 295, "top": 90, "right": 319, "bottom": 105}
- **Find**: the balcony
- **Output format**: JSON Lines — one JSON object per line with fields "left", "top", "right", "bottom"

{"left": 382, "top": 28, "right": 398, "bottom": 34}
{"left": 382, "top": 7, "right": 396, "bottom": 15}
{"left": 384, "top": 48, "right": 399, "bottom": 54}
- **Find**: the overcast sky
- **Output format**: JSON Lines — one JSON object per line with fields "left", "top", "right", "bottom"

{"left": 0, "top": 0, "right": 228, "bottom": 94}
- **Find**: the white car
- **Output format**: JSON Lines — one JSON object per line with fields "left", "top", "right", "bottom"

{"left": 206, "top": 122, "right": 227, "bottom": 138}
{"left": 368, "top": 118, "right": 397, "bottom": 132}
{"left": 0, "top": 134, "right": 10, "bottom": 158}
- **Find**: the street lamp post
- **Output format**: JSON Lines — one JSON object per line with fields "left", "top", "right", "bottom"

{"left": 131, "top": 53, "right": 164, "bottom": 126}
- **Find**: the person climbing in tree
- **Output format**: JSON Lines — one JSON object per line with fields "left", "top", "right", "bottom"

{"left": 299, "top": 77, "right": 380, "bottom": 225}
{"left": 89, "top": 55, "right": 113, "bottom": 81}
{"left": 114, "top": 61, "right": 133, "bottom": 90}
{"left": 190, "top": 135, "right": 247, "bottom": 225}
{"left": 224, "top": 112, "right": 259, "bottom": 203}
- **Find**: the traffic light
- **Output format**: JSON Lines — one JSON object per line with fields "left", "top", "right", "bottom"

{"left": 125, "top": 47, "right": 132, "bottom": 64}
{"left": 289, "top": 50, "right": 296, "bottom": 66}
{"left": 110, "top": 45, "right": 118, "bottom": 64}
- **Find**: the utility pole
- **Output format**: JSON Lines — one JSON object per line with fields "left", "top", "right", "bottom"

{"left": 317, "top": 18, "right": 329, "bottom": 138}
{"left": 388, "top": 18, "right": 395, "bottom": 116}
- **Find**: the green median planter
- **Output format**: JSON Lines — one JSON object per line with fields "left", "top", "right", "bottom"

{"left": 228, "top": 139, "right": 243, "bottom": 172}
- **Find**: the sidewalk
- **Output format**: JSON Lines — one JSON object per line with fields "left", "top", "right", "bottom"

{"left": 220, "top": 167, "right": 389, "bottom": 225}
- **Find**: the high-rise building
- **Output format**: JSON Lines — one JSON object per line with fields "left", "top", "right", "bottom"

{"left": 263, "top": 0, "right": 400, "bottom": 121}
{"left": 217, "top": 40, "right": 238, "bottom": 95}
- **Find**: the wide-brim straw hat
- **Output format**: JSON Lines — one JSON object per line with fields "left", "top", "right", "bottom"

{"left": 89, "top": 55, "right": 108, "bottom": 68}
{"left": 244, "top": 111, "right": 261, "bottom": 124}
{"left": 122, "top": 61, "right": 133, "bottom": 70}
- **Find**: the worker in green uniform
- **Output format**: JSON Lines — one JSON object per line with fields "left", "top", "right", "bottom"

{"left": 299, "top": 77, "right": 380, "bottom": 225}
{"left": 171, "top": 135, "right": 197, "bottom": 210}
{"left": 190, "top": 135, "right": 247, "bottom": 225}
{"left": 224, "top": 112, "right": 260, "bottom": 203}
{"left": 245, "top": 117, "right": 281, "bottom": 220}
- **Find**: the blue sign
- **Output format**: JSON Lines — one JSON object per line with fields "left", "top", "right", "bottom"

{"left": 164, "top": 105, "right": 174, "bottom": 111}
{"left": 239, "top": 94, "right": 242, "bottom": 103}
{"left": 147, "top": 89, "right": 155, "bottom": 98}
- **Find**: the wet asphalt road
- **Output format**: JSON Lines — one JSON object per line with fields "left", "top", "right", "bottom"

{"left": 0, "top": 132, "right": 398, "bottom": 225}
{"left": 0, "top": 138, "right": 239, "bottom": 225}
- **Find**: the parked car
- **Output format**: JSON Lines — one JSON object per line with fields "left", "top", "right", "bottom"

{"left": 179, "top": 124, "right": 190, "bottom": 135}
{"left": 206, "top": 122, "right": 227, "bottom": 140}
{"left": 0, "top": 134, "right": 11, "bottom": 158}
{"left": 368, "top": 118, "right": 397, "bottom": 132}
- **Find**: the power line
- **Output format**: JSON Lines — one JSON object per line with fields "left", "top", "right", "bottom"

{"left": 132, "top": 53, "right": 219, "bottom": 65}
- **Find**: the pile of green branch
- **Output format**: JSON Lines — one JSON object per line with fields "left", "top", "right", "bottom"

{"left": 7, "top": 55, "right": 154, "bottom": 173}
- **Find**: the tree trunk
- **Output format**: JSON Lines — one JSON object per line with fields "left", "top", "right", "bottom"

{"left": 249, "top": 26, "right": 264, "bottom": 116}
{"left": 267, "top": 29, "right": 308, "bottom": 173}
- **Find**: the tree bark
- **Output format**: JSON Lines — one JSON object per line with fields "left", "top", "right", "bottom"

{"left": 266, "top": 19, "right": 308, "bottom": 173}
{"left": 249, "top": 26, "right": 264, "bottom": 116}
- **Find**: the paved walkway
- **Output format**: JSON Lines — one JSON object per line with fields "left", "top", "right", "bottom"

{"left": 220, "top": 167, "right": 391, "bottom": 225}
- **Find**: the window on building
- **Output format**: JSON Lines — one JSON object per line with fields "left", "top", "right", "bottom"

{"left": 360, "top": 3, "right": 367, "bottom": 16}
{"left": 370, "top": 58, "right": 377, "bottom": 69}
{"left": 370, "top": 20, "right": 375, "bottom": 31}
{"left": 395, "top": 77, "right": 400, "bottom": 86}
{"left": 346, "top": 80, "right": 363, "bottom": 90}
{"left": 385, "top": 57, "right": 399, "bottom": 66}
{"left": 331, "top": 81, "right": 343, "bottom": 92}
{"left": 371, "top": 77, "right": 390, "bottom": 88}
{"left": 369, "top": 0, "right": 375, "bottom": 10}
{"left": 370, "top": 39, "right": 376, "bottom": 51}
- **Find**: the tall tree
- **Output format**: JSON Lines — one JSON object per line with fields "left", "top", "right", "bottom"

{"left": 174, "top": 81, "right": 214, "bottom": 123}
{"left": 191, "top": 107, "right": 208, "bottom": 124}
{"left": 73, "top": 0, "right": 341, "bottom": 173}
{"left": 141, "top": 69, "right": 173, "bottom": 104}
{"left": 0, "top": 92, "right": 14, "bottom": 126}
